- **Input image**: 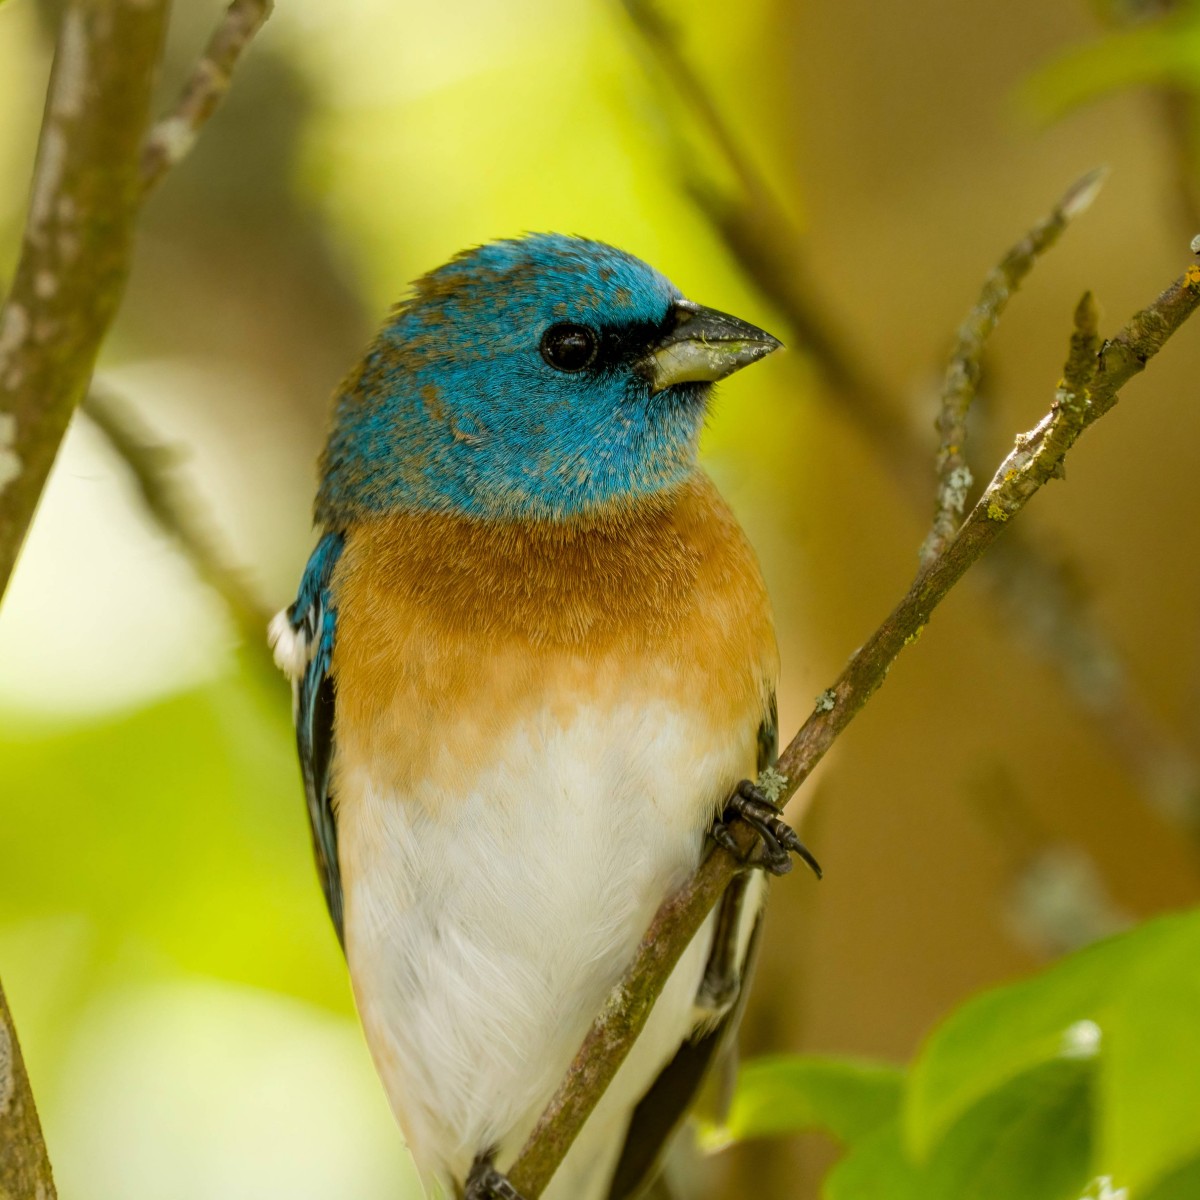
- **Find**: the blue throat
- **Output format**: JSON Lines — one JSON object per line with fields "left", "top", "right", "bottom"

{"left": 315, "top": 235, "right": 710, "bottom": 525}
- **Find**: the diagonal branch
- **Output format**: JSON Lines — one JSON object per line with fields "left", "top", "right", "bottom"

{"left": 619, "top": 0, "right": 1200, "bottom": 835}
{"left": 506, "top": 256, "right": 1200, "bottom": 1198}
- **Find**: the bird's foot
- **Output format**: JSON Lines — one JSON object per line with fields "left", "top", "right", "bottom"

{"left": 711, "top": 780, "right": 822, "bottom": 879}
{"left": 465, "top": 1155, "right": 527, "bottom": 1200}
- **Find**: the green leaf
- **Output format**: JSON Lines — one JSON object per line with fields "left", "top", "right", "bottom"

{"left": 907, "top": 910, "right": 1200, "bottom": 1194}
{"left": 1143, "top": 1156, "right": 1200, "bottom": 1200}
{"left": 698, "top": 1054, "right": 902, "bottom": 1151}
{"left": 822, "top": 1121, "right": 924, "bottom": 1200}
{"left": 921, "top": 1058, "right": 1093, "bottom": 1200}
{"left": 1098, "top": 919, "right": 1200, "bottom": 1192}
{"left": 906, "top": 914, "right": 1167, "bottom": 1154}
{"left": 906, "top": 925, "right": 1130, "bottom": 1154}
{"left": 0, "top": 675, "right": 347, "bottom": 1010}
{"left": 827, "top": 1059, "right": 1093, "bottom": 1200}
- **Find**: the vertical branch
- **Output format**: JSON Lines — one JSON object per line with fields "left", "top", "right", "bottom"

{"left": 0, "top": 983, "right": 56, "bottom": 1200}
{"left": 0, "top": 2, "right": 274, "bottom": 1191}
{"left": 0, "top": 0, "right": 171, "bottom": 600}
{"left": 0, "top": 3, "right": 171, "bottom": 1183}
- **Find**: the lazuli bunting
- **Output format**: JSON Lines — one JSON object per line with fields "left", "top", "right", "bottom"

{"left": 270, "top": 235, "right": 818, "bottom": 1200}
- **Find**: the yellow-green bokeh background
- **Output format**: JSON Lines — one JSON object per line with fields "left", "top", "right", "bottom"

{"left": 2, "top": 0, "right": 1199, "bottom": 1196}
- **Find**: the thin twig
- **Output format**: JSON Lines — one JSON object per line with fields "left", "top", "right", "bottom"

{"left": 506, "top": 256, "right": 1200, "bottom": 1196}
{"left": 619, "top": 0, "right": 1200, "bottom": 832}
{"left": 919, "top": 170, "right": 1106, "bottom": 566}
{"left": 110, "top": 0, "right": 279, "bottom": 659}
{"left": 141, "top": 0, "right": 275, "bottom": 194}
{"left": 82, "top": 385, "right": 279, "bottom": 675}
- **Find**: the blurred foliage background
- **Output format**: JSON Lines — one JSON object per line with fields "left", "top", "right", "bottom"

{"left": 2, "top": 0, "right": 1199, "bottom": 1196}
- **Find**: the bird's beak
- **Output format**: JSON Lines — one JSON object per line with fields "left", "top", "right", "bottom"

{"left": 635, "top": 299, "right": 783, "bottom": 395}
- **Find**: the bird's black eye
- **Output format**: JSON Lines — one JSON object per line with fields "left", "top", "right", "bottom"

{"left": 540, "top": 323, "right": 598, "bottom": 372}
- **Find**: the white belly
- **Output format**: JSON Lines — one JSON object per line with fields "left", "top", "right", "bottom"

{"left": 338, "top": 699, "right": 757, "bottom": 1198}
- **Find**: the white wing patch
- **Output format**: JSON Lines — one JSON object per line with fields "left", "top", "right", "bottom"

{"left": 268, "top": 607, "right": 309, "bottom": 680}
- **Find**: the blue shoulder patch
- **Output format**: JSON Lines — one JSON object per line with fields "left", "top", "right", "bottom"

{"left": 286, "top": 531, "right": 345, "bottom": 944}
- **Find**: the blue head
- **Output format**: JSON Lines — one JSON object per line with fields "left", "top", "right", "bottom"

{"left": 316, "top": 234, "right": 780, "bottom": 523}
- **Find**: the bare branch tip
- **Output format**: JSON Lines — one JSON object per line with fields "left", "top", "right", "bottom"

{"left": 1061, "top": 166, "right": 1109, "bottom": 220}
{"left": 1074, "top": 290, "right": 1100, "bottom": 334}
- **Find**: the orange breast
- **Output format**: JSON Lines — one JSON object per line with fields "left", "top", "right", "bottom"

{"left": 329, "top": 472, "right": 778, "bottom": 803}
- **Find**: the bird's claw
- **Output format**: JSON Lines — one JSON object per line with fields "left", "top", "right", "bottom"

{"left": 465, "top": 1156, "right": 527, "bottom": 1200}
{"left": 711, "top": 779, "right": 823, "bottom": 880}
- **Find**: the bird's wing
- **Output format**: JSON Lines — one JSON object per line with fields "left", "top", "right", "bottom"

{"left": 606, "top": 695, "right": 778, "bottom": 1200}
{"left": 270, "top": 531, "right": 346, "bottom": 945}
